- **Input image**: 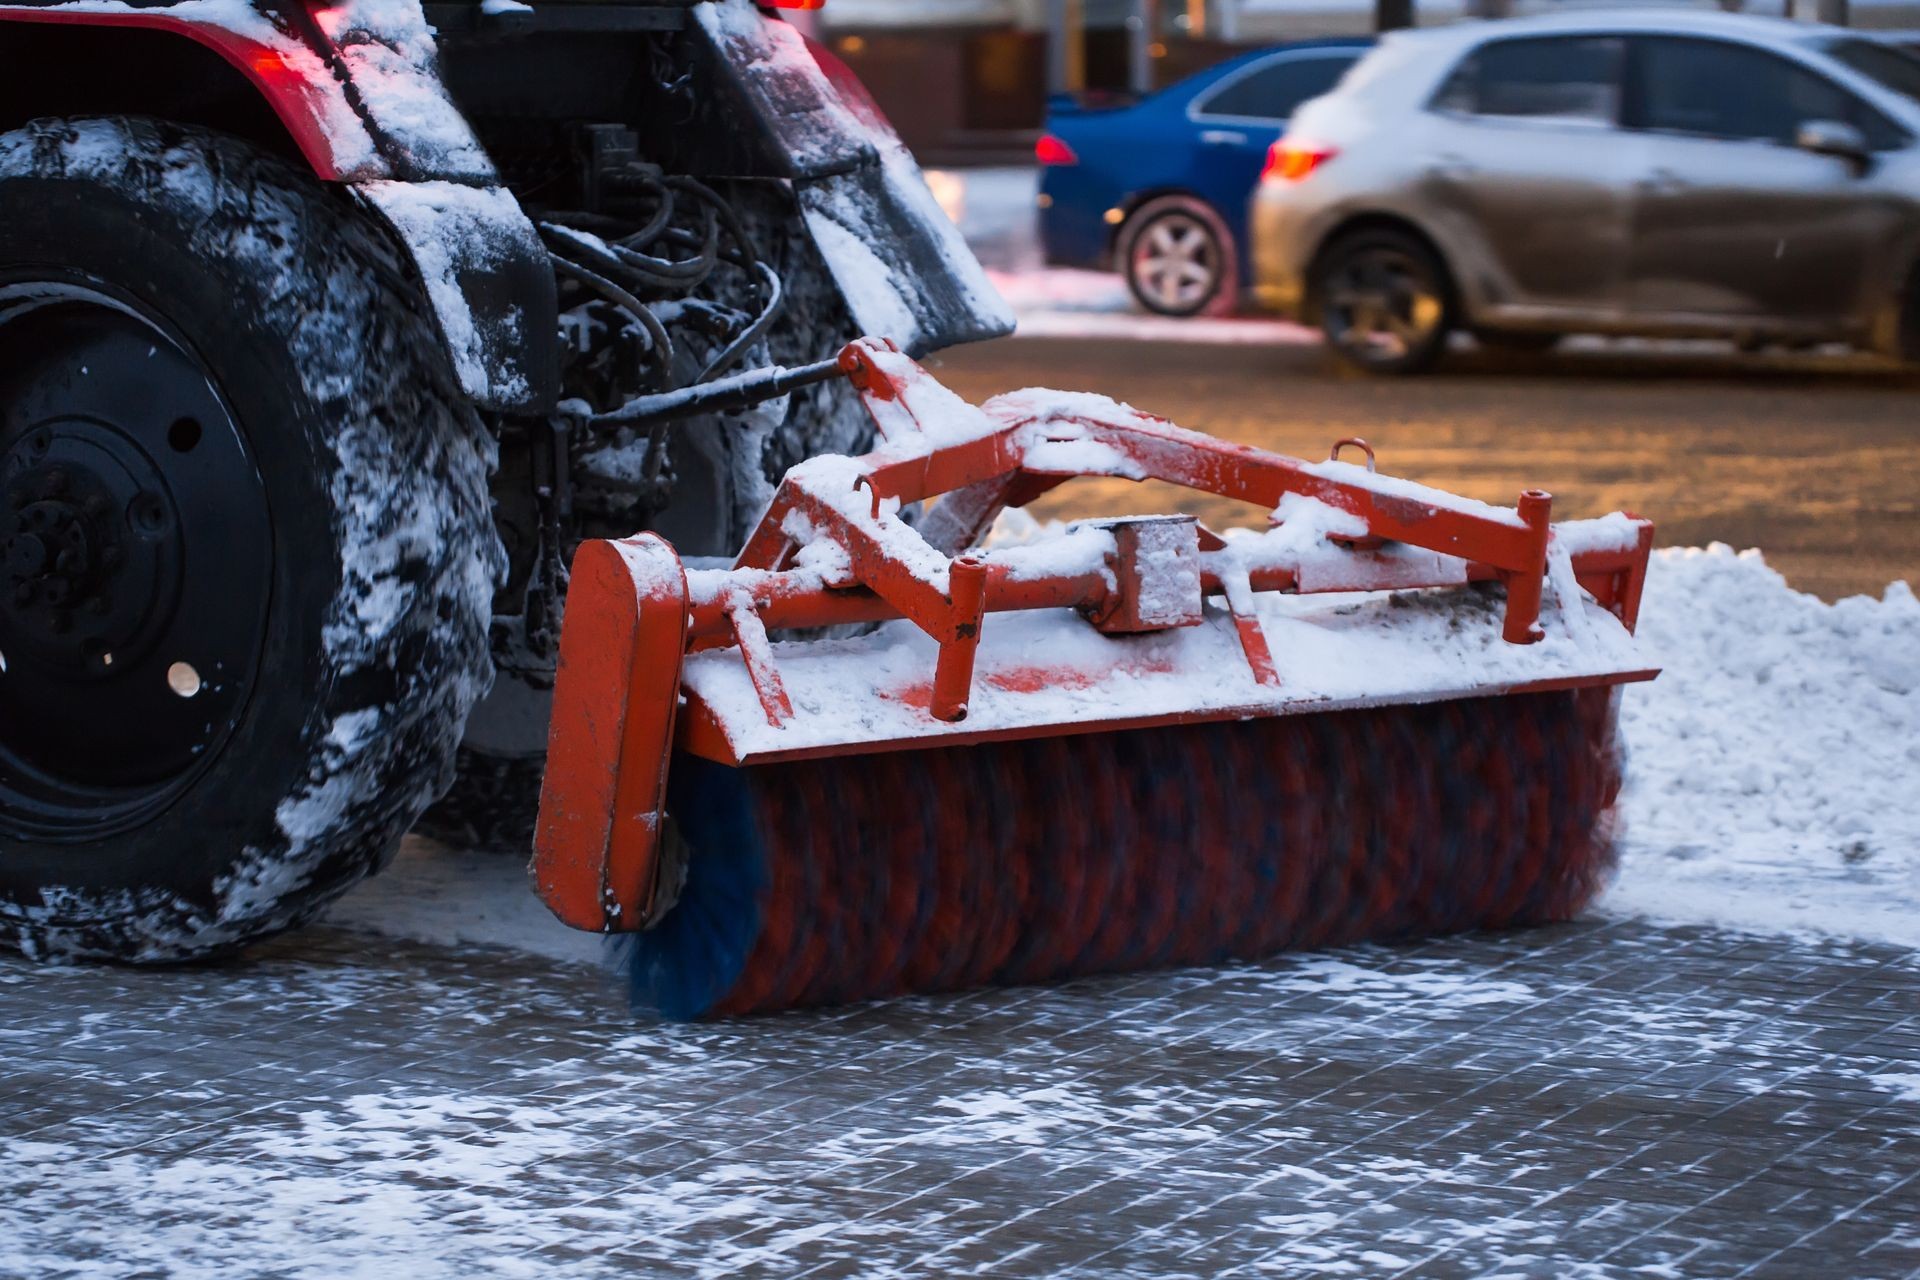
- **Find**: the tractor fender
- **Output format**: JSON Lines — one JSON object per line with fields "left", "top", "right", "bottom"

{"left": 0, "top": 0, "right": 558, "bottom": 412}
{"left": 690, "top": 0, "right": 1014, "bottom": 357}
{"left": 355, "top": 180, "right": 560, "bottom": 415}
{"left": 0, "top": 2, "right": 380, "bottom": 182}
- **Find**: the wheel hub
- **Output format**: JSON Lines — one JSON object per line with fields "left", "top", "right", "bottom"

{"left": 0, "top": 281, "right": 271, "bottom": 839}
{"left": 1326, "top": 248, "right": 1440, "bottom": 361}
{"left": 1132, "top": 214, "right": 1218, "bottom": 313}
{"left": 1, "top": 434, "right": 179, "bottom": 675}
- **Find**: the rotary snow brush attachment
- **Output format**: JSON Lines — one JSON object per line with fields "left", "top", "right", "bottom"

{"left": 533, "top": 338, "right": 1659, "bottom": 1019}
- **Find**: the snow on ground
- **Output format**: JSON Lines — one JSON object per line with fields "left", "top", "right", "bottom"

{"left": 990, "top": 269, "right": 1321, "bottom": 345}
{"left": 332, "top": 841, "right": 602, "bottom": 966}
{"left": 10, "top": 912, "right": 1915, "bottom": 1280}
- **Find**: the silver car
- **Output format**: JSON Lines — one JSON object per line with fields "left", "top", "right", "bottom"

{"left": 1251, "top": 11, "right": 1920, "bottom": 372}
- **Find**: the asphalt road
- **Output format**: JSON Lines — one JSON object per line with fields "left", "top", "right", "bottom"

{"left": 929, "top": 336, "right": 1920, "bottom": 602}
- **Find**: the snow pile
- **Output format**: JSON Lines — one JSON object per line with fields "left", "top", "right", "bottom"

{"left": 1610, "top": 546, "right": 1920, "bottom": 946}
{"left": 987, "top": 265, "right": 1132, "bottom": 314}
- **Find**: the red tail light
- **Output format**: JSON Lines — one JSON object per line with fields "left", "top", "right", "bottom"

{"left": 1035, "top": 134, "right": 1079, "bottom": 167}
{"left": 1263, "top": 140, "right": 1338, "bottom": 183}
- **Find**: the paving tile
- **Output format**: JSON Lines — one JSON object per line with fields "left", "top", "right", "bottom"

{"left": 1, "top": 917, "right": 1918, "bottom": 1278}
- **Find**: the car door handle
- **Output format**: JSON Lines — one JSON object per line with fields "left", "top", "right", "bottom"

{"left": 1427, "top": 155, "right": 1476, "bottom": 179}
{"left": 1200, "top": 129, "right": 1249, "bottom": 146}
{"left": 1637, "top": 167, "right": 1686, "bottom": 193}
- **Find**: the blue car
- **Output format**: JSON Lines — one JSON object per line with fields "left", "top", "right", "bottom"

{"left": 1038, "top": 40, "right": 1371, "bottom": 316}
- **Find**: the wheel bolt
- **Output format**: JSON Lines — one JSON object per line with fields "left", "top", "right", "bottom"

{"left": 129, "top": 495, "right": 166, "bottom": 534}
{"left": 42, "top": 469, "right": 68, "bottom": 498}
{"left": 6, "top": 533, "right": 46, "bottom": 576}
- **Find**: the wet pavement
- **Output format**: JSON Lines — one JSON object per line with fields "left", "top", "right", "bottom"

{"left": 4, "top": 913, "right": 1918, "bottom": 1278}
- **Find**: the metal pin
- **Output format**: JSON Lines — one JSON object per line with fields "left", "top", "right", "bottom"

{"left": 167, "top": 662, "right": 201, "bottom": 698}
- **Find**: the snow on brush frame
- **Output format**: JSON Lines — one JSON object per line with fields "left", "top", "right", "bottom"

{"left": 677, "top": 381, "right": 1652, "bottom": 762}
{"left": 680, "top": 568, "right": 1649, "bottom": 766}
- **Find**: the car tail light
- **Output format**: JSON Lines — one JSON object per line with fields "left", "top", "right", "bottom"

{"left": 1263, "top": 140, "right": 1338, "bottom": 183}
{"left": 764, "top": 0, "right": 825, "bottom": 8}
{"left": 1035, "top": 134, "right": 1079, "bottom": 167}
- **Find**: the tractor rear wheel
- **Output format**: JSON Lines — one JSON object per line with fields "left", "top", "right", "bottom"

{"left": 0, "top": 118, "right": 496, "bottom": 961}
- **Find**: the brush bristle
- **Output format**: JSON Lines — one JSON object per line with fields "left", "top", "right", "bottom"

{"left": 617, "top": 689, "right": 1623, "bottom": 1019}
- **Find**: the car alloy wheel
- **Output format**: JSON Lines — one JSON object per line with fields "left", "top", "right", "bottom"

{"left": 1319, "top": 236, "right": 1451, "bottom": 374}
{"left": 1125, "top": 205, "right": 1229, "bottom": 317}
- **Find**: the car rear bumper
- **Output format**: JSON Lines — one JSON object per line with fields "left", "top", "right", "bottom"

{"left": 1039, "top": 212, "right": 1109, "bottom": 271}
{"left": 1038, "top": 170, "right": 1118, "bottom": 272}
{"left": 1249, "top": 182, "right": 1324, "bottom": 322}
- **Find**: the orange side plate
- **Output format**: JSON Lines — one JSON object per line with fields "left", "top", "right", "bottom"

{"left": 532, "top": 536, "right": 688, "bottom": 932}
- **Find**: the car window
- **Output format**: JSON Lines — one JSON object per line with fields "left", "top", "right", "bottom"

{"left": 1433, "top": 36, "right": 1624, "bottom": 124}
{"left": 1337, "top": 37, "right": 1427, "bottom": 97}
{"left": 1633, "top": 37, "right": 1897, "bottom": 148}
{"left": 1819, "top": 37, "right": 1920, "bottom": 112}
{"left": 1195, "top": 53, "right": 1359, "bottom": 121}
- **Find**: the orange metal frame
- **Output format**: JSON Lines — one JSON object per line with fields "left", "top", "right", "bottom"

{"left": 533, "top": 339, "right": 1656, "bottom": 932}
